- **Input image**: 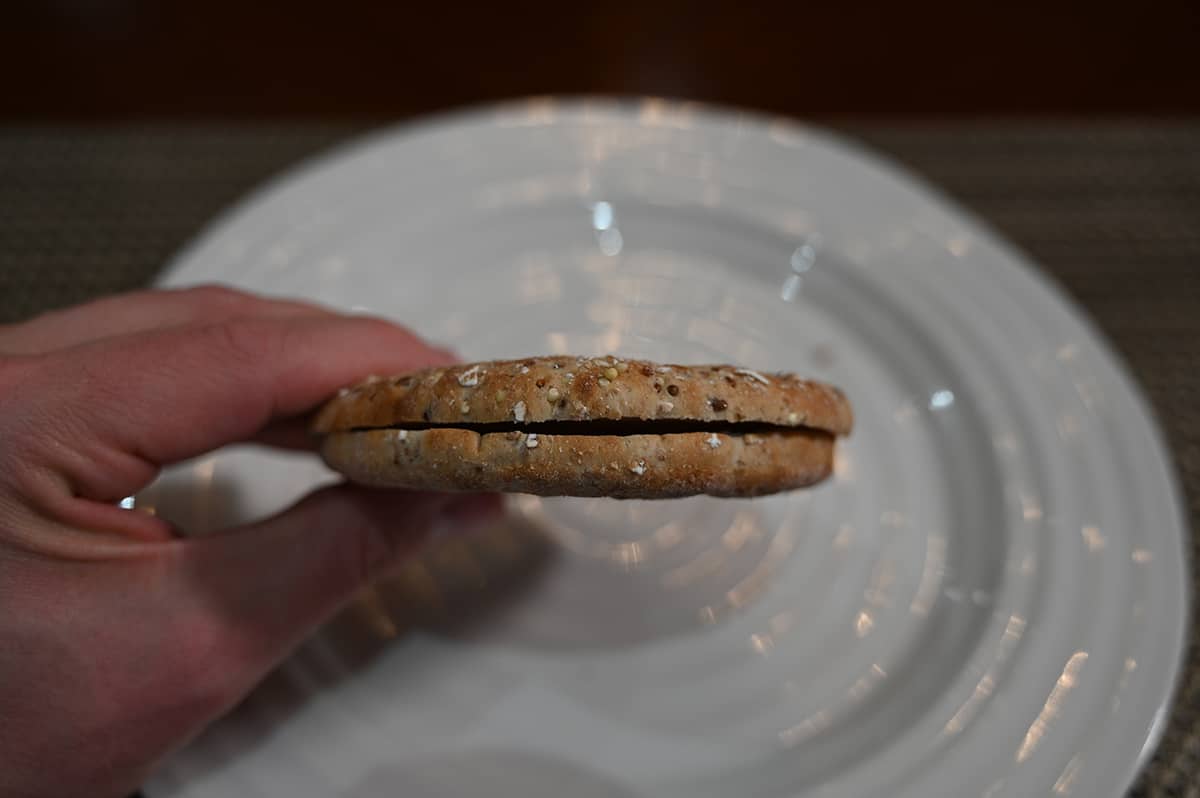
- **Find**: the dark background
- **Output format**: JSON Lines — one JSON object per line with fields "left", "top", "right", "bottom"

{"left": 4, "top": 0, "right": 1200, "bottom": 120}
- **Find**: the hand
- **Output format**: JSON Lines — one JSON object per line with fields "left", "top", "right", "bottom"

{"left": 0, "top": 286, "right": 497, "bottom": 798}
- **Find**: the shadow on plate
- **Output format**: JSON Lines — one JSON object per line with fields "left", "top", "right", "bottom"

{"left": 365, "top": 496, "right": 793, "bottom": 652}
{"left": 152, "top": 494, "right": 797, "bottom": 790}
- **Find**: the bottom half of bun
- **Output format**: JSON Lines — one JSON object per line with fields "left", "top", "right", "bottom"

{"left": 319, "top": 426, "right": 835, "bottom": 499}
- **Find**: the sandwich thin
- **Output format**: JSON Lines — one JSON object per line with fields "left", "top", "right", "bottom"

{"left": 313, "top": 356, "right": 851, "bottom": 499}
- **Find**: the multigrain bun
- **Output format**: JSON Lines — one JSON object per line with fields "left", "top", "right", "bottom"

{"left": 313, "top": 356, "right": 852, "bottom": 499}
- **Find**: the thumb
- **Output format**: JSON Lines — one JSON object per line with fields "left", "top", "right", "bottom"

{"left": 175, "top": 486, "right": 500, "bottom": 708}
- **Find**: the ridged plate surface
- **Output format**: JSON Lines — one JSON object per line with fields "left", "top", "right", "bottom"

{"left": 144, "top": 100, "right": 1188, "bottom": 798}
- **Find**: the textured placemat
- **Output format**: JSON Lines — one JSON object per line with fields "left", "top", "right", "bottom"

{"left": 1, "top": 122, "right": 1196, "bottom": 796}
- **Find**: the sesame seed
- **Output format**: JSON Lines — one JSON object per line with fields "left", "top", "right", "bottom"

{"left": 460, "top": 401, "right": 471, "bottom": 414}
{"left": 630, "top": 460, "right": 646, "bottom": 475}
{"left": 513, "top": 401, "right": 526, "bottom": 422}
{"left": 736, "top": 368, "right": 771, "bottom": 385}
{"left": 598, "top": 377, "right": 611, "bottom": 388}
{"left": 787, "top": 412, "right": 799, "bottom": 424}
{"left": 396, "top": 429, "right": 408, "bottom": 440}
{"left": 657, "top": 400, "right": 675, "bottom": 413}
{"left": 520, "top": 366, "right": 530, "bottom": 374}
{"left": 616, "top": 361, "right": 629, "bottom": 373}
{"left": 707, "top": 433, "right": 721, "bottom": 449}
{"left": 457, "top": 366, "right": 481, "bottom": 387}
{"left": 525, "top": 433, "right": 539, "bottom": 449}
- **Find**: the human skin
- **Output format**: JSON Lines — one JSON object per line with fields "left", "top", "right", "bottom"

{"left": 0, "top": 285, "right": 497, "bottom": 797}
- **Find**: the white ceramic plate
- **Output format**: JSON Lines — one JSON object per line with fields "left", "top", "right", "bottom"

{"left": 143, "top": 100, "right": 1188, "bottom": 798}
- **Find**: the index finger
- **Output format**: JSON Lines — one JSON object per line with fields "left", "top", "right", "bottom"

{"left": 0, "top": 285, "right": 333, "bottom": 355}
{"left": 23, "top": 314, "right": 455, "bottom": 500}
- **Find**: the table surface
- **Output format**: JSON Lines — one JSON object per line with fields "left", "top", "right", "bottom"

{"left": 1, "top": 121, "right": 1196, "bottom": 797}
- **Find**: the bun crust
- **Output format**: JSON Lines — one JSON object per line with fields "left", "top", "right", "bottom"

{"left": 312, "top": 356, "right": 851, "bottom": 499}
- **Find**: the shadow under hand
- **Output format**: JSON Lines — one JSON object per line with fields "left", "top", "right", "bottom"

{"left": 381, "top": 495, "right": 794, "bottom": 652}
{"left": 154, "top": 509, "right": 558, "bottom": 790}
{"left": 155, "top": 495, "right": 798, "bottom": 792}
{"left": 352, "top": 511, "right": 561, "bottom": 653}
